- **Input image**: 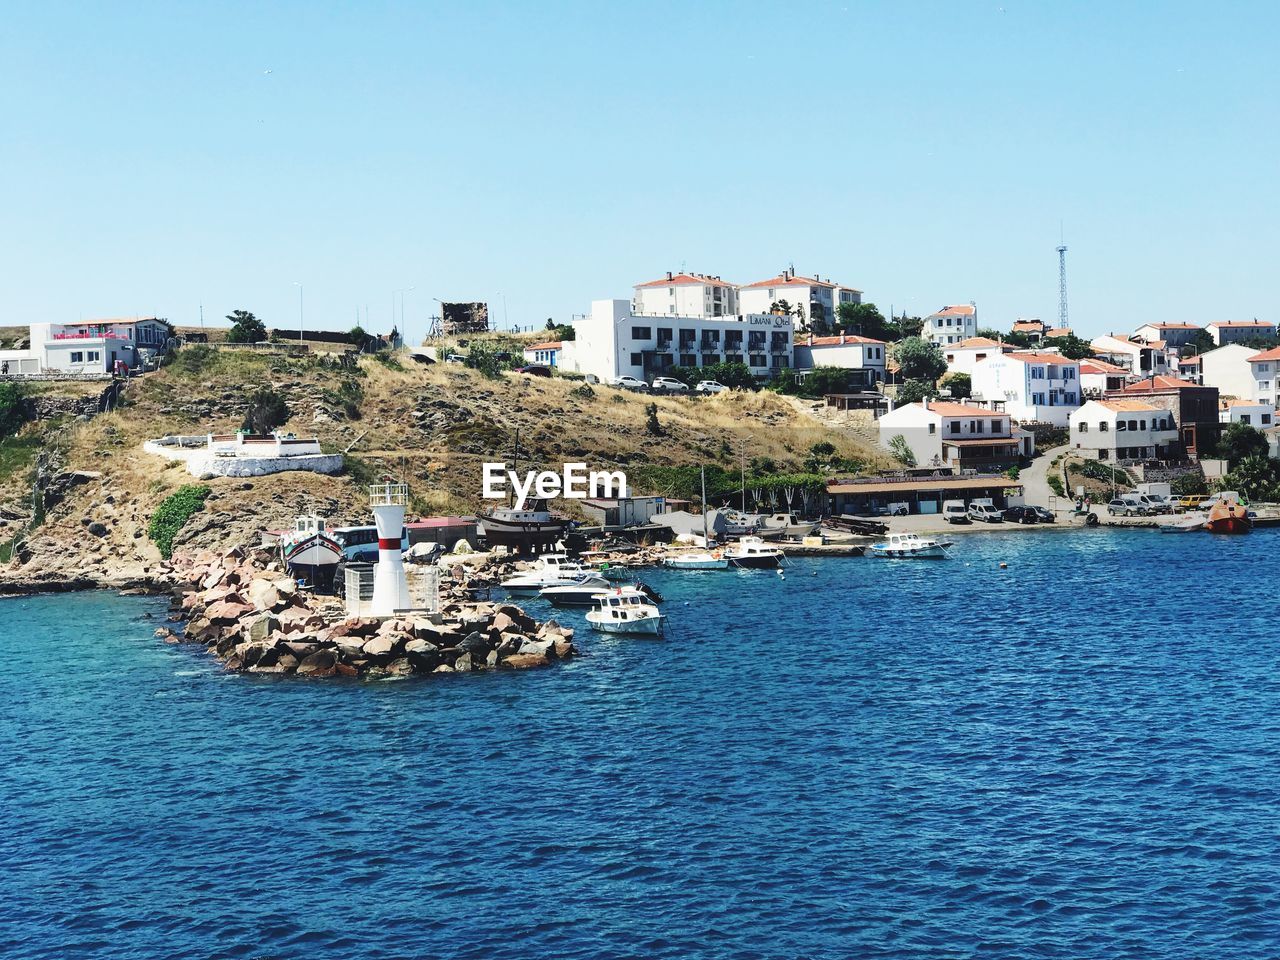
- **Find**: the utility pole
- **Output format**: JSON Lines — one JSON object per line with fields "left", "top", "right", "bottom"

{"left": 1057, "top": 224, "right": 1069, "bottom": 330}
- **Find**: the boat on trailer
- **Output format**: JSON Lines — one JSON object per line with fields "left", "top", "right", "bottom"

{"left": 279, "top": 515, "right": 342, "bottom": 584}
{"left": 868, "top": 532, "right": 953, "bottom": 559}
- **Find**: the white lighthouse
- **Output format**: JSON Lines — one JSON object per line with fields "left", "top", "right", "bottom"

{"left": 369, "top": 482, "right": 410, "bottom": 616}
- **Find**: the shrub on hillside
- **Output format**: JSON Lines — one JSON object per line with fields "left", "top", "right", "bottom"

{"left": 148, "top": 485, "right": 211, "bottom": 559}
{"left": 241, "top": 388, "right": 290, "bottom": 434}
{"left": 0, "top": 382, "right": 28, "bottom": 438}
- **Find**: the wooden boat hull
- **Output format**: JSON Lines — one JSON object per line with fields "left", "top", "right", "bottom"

{"left": 481, "top": 515, "right": 570, "bottom": 550}
{"left": 281, "top": 533, "right": 342, "bottom": 568}
{"left": 1206, "top": 500, "right": 1252, "bottom": 534}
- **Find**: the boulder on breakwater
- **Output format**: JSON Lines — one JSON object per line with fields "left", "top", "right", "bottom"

{"left": 167, "top": 548, "right": 576, "bottom": 678}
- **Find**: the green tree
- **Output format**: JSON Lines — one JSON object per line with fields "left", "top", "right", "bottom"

{"left": 976, "top": 326, "right": 1031, "bottom": 348}
{"left": 896, "top": 379, "right": 939, "bottom": 404}
{"left": 466, "top": 341, "right": 512, "bottom": 380}
{"left": 241, "top": 387, "right": 290, "bottom": 434}
{"left": 836, "top": 302, "right": 890, "bottom": 340}
{"left": 348, "top": 325, "right": 369, "bottom": 346}
{"left": 0, "top": 382, "right": 27, "bottom": 438}
{"left": 941, "top": 372, "right": 971, "bottom": 399}
{"left": 1222, "top": 455, "right": 1280, "bottom": 502}
{"left": 887, "top": 314, "right": 924, "bottom": 340}
{"left": 1041, "top": 334, "right": 1095, "bottom": 360}
{"left": 894, "top": 337, "right": 947, "bottom": 383}
{"left": 1214, "top": 422, "right": 1269, "bottom": 466}
{"left": 225, "top": 309, "right": 267, "bottom": 344}
{"left": 645, "top": 402, "right": 662, "bottom": 436}
{"left": 666, "top": 362, "right": 755, "bottom": 390}
{"left": 887, "top": 434, "right": 916, "bottom": 466}
{"left": 1182, "top": 329, "right": 1215, "bottom": 357}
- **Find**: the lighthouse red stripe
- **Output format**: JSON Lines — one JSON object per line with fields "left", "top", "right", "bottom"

{"left": 378, "top": 537, "right": 401, "bottom": 550}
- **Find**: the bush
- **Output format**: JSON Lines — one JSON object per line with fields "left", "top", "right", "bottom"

{"left": 225, "top": 310, "right": 266, "bottom": 344}
{"left": 1171, "top": 472, "right": 1208, "bottom": 496}
{"left": 373, "top": 352, "right": 404, "bottom": 371}
{"left": 940, "top": 372, "right": 971, "bottom": 399}
{"left": 169, "top": 345, "right": 217, "bottom": 375}
{"left": 0, "top": 382, "right": 27, "bottom": 438}
{"left": 570, "top": 383, "right": 595, "bottom": 400}
{"left": 148, "top": 485, "right": 211, "bottom": 559}
{"left": 645, "top": 403, "right": 661, "bottom": 435}
{"left": 466, "top": 342, "right": 512, "bottom": 380}
{"left": 241, "top": 388, "right": 290, "bottom": 434}
{"left": 896, "top": 379, "right": 938, "bottom": 404}
{"left": 888, "top": 434, "right": 916, "bottom": 466}
{"left": 1047, "top": 474, "right": 1064, "bottom": 497}
{"left": 1006, "top": 465, "right": 1020, "bottom": 480}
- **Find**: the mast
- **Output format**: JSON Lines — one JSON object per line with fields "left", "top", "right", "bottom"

{"left": 511, "top": 428, "right": 519, "bottom": 509}
{"left": 701, "top": 465, "right": 709, "bottom": 546}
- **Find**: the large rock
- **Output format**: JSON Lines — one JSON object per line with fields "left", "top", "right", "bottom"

{"left": 500, "top": 652, "right": 549, "bottom": 670}
{"left": 297, "top": 649, "right": 337, "bottom": 677}
{"left": 404, "top": 638, "right": 438, "bottom": 656}
{"left": 362, "top": 634, "right": 401, "bottom": 659}
{"left": 454, "top": 652, "right": 474, "bottom": 673}
{"left": 246, "top": 614, "right": 278, "bottom": 642}
{"left": 458, "top": 631, "right": 490, "bottom": 654}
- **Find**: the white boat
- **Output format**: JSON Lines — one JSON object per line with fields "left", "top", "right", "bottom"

{"left": 758, "top": 512, "right": 819, "bottom": 539}
{"left": 1158, "top": 513, "right": 1206, "bottom": 533}
{"left": 279, "top": 515, "right": 342, "bottom": 569}
{"left": 585, "top": 587, "right": 666, "bottom": 636}
{"left": 724, "top": 535, "right": 784, "bottom": 569}
{"left": 539, "top": 575, "right": 612, "bottom": 606}
{"left": 500, "top": 554, "right": 594, "bottom": 595}
{"left": 867, "top": 532, "right": 952, "bottom": 559}
{"left": 663, "top": 550, "right": 730, "bottom": 571}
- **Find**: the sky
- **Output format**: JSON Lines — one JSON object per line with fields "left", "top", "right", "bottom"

{"left": 2, "top": 1, "right": 1277, "bottom": 342}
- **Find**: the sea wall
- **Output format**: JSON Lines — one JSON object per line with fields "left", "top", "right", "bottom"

{"left": 163, "top": 548, "right": 576, "bottom": 677}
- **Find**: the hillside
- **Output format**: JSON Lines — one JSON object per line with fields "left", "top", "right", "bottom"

{"left": 0, "top": 346, "right": 890, "bottom": 587}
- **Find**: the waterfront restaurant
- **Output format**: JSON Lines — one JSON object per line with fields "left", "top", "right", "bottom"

{"left": 826, "top": 473, "right": 1025, "bottom": 517}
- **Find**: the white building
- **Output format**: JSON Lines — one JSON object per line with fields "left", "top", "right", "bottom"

{"left": 0, "top": 318, "right": 174, "bottom": 376}
{"left": 522, "top": 340, "right": 562, "bottom": 366}
{"left": 1219, "top": 399, "right": 1274, "bottom": 428}
{"left": 1079, "top": 358, "right": 1131, "bottom": 399}
{"left": 877, "top": 400, "right": 1033, "bottom": 470}
{"left": 943, "top": 336, "right": 1011, "bottom": 375}
{"left": 1247, "top": 346, "right": 1280, "bottom": 407}
{"left": 1134, "top": 322, "right": 1203, "bottom": 349}
{"left": 1090, "top": 334, "right": 1172, "bottom": 378}
{"left": 1199, "top": 344, "right": 1258, "bottom": 403}
{"left": 922, "top": 304, "right": 977, "bottom": 346}
{"left": 791, "top": 334, "right": 886, "bottom": 386}
{"left": 737, "top": 269, "right": 861, "bottom": 326}
{"left": 1207, "top": 320, "right": 1277, "bottom": 346}
{"left": 969, "top": 351, "right": 1082, "bottom": 426}
{"left": 560, "top": 299, "right": 794, "bottom": 383}
{"left": 632, "top": 272, "right": 738, "bottom": 318}
{"left": 1068, "top": 399, "right": 1179, "bottom": 462}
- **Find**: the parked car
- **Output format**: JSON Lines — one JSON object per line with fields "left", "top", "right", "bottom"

{"left": 1002, "top": 505, "right": 1039, "bottom": 524}
{"left": 1176, "top": 494, "right": 1208, "bottom": 512}
{"left": 968, "top": 503, "right": 1003, "bottom": 523}
{"left": 583, "top": 374, "right": 600, "bottom": 385}
{"left": 444, "top": 353, "right": 467, "bottom": 363}
{"left": 608, "top": 375, "right": 649, "bottom": 391}
{"left": 942, "top": 500, "right": 970, "bottom": 524}
{"left": 695, "top": 380, "right": 727, "bottom": 394}
{"left": 515, "top": 364, "right": 551, "bottom": 377}
{"left": 1107, "top": 498, "right": 1146, "bottom": 517}
{"left": 651, "top": 376, "right": 689, "bottom": 393}
{"left": 1140, "top": 494, "right": 1174, "bottom": 514}
{"left": 1029, "top": 506, "right": 1056, "bottom": 523}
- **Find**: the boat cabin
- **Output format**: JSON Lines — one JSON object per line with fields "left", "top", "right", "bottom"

{"left": 294, "top": 515, "right": 327, "bottom": 536}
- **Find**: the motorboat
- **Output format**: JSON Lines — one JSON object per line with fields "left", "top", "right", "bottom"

{"left": 1157, "top": 513, "right": 1206, "bottom": 533}
{"left": 539, "top": 575, "right": 612, "bottom": 606}
{"left": 500, "top": 554, "right": 595, "bottom": 595}
{"left": 867, "top": 532, "right": 953, "bottom": 559}
{"left": 1206, "top": 498, "right": 1252, "bottom": 534}
{"left": 757, "top": 512, "right": 819, "bottom": 540}
{"left": 585, "top": 586, "right": 666, "bottom": 636}
{"left": 481, "top": 502, "right": 570, "bottom": 552}
{"left": 279, "top": 515, "right": 342, "bottom": 569}
{"left": 663, "top": 550, "right": 730, "bottom": 571}
{"left": 724, "top": 536, "right": 784, "bottom": 569}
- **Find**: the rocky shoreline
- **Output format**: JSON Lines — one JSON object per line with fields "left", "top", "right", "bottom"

{"left": 156, "top": 548, "right": 576, "bottom": 678}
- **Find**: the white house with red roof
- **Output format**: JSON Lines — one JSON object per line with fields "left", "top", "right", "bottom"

{"left": 1134, "top": 322, "right": 1204, "bottom": 349}
{"left": 633, "top": 272, "right": 738, "bottom": 318}
{"left": 1247, "top": 346, "right": 1280, "bottom": 407}
{"left": 943, "top": 336, "right": 1011, "bottom": 375}
{"left": 1079, "top": 358, "right": 1132, "bottom": 398}
{"left": 1219, "top": 399, "right": 1274, "bottom": 428}
{"left": 1069, "top": 399, "right": 1179, "bottom": 462}
{"left": 736, "top": 267, "right": 861, "bottom": 326}
{"left": 923, "top": 304, "right": 978, "bottom": 346}
{"left": 522, "top": 340, "right": 562, "bottom": 367}
{"left": 791, "top": 333, "right": 886, "bottom": 385}
{"left": 0, "top": 317, "right": 174, "bottom": 376}
{"left": 1090, "top": 334, "right": 1172, "bottom": 378}
{"left": 1207, "top": 320, "right": 1277, "bottom": 346}
{"left": 969, "top": 351, "right": 1082, "bottom": 426}
{"left": 877, "top": 399, "right": 1032, "bottom": 470}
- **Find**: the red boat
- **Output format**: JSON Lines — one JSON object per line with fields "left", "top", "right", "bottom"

{"left": 1206, "top": 499, "right": 1252, "bottom": 534}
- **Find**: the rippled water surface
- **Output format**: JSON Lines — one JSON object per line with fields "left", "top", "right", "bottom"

{"left": 3, "top": 528, "right": 1280, "bottom": 959}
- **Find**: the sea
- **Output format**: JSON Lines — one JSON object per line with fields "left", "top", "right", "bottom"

{"left": 2, "top": 528, "right": 1279, "bottom": 960}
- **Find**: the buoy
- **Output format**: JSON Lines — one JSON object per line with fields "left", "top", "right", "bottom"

{"left": 999, "top": 562, "right": 1008, "bottom": 569}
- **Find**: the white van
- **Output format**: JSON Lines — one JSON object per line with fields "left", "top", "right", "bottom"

{"left": 942, "top": 500, "right": 970, "bottom": 524}
{"left": 968, "top": 503, "right": 1003, "bottom": 523}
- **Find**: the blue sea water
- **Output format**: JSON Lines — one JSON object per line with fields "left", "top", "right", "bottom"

{"left": 2, "top": 528, "right": 1280, "bottom": 960}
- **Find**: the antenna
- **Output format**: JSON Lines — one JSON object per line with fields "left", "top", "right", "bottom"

{"left": 1056, "top": 224, "right": 1068, "bottom": 329}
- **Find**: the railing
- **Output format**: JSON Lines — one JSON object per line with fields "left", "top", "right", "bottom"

{"left": 369, "top": 483, "right": 409, "bottom": 506}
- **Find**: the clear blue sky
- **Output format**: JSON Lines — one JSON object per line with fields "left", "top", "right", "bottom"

{"left": 2, "top": 1, "right": 1277, "bottom": 342}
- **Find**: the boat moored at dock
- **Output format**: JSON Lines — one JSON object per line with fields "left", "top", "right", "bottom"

{"left": 724, "top": 536, "right": 784, "bottom": 569}
{"left": 868, "top": 532, "right": 953, "bottom": 559}
{"left": 585, "top": 586, "right": 666, "bottom": 635}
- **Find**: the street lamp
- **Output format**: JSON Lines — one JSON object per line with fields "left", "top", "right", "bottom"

{"left": 393, "top": 286, "right": 415, "bottom": 340}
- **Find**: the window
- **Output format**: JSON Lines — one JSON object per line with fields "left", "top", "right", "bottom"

{"left": 1100, "top": 422, "right": 1109, "bottom": 432}
{"left": 1259, "top": 381, "right": 1272, "bottom": 392}
{"left": 949, "top": 421, "right": 961, "bottom": 435}
{"left": 1139, "top": 420, "right": 1147, "bottom": 430}
{"left": 632, "top": 326, "right": 651, "bottom": 340}
{"left": 1065, "top": 393, "right": 1076, "bottom": 404}
{"left": 1031, "top": 367, "right": 1045, "bottom": 379}
{"left": 70, "top": 351, "right": 84, "bottom": 363}
{"left": 749, "top": 353, "right": 766, "bottom": 367}
{"left": 1258, "top": 363, "right": 1271, "bottom": 372}
{"left": 1264, "top": 414, "right": 1273, "bottom": 425}
{"left": 630, "top": 353, "right": 642, "bottom": 366}
{"left": 1064, "top": 367, "right": 1076, "bottom": 380}
{"left": 1128, "top": 420, "right": 1139, "bottom": 431}
{"left": 1079, "top": 422, "right": 1089, "bottom": 433}
{"left": 1099, "top": 449, "right": 1109, "bottom": 460}
{"left": 86, "top": 351, "right": 101, "bottom": 362}
{"left": 1242, "top": 414, "right": 1252, "bottom": 424}
{"left": 681, "top": 353, "right": 697, "bottom": 366}
{"left": 928, "top": 424, "right": 936, "bottom": 434}
{"left": 1032, "top": 393, "right": 1046, "bottom": 405}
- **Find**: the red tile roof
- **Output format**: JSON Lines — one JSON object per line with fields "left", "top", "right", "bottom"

{"left": 1079, "top": 359, "right": 1129, "bottom": 375}
{"left": 1119, "top": 375, "right": 1203, "bottom": 392}
{"left": 1248, "top": 347, "right": 1280, "bottom": 362}
{"left": 1208, "top": 320, "right": 1275, "bottom": 328}
{"left": 1044, "top": 327, "right": 1073, "bottom": 338}
{"left": 1012, "top": 320, "right": 1045, "bottom": 331}
{"left": 1007, "top": 352, "right": 1081, "bottom": 365}
{"left": 524, "top": 340, "right": 562, "bottom": 351}
{"left": 635, "top": 272, "right": 735, "bottom": 289}
{"left": 914, "top": 401, "right": 1008, "bottom": 418}
{"left": 741, "top": 272, "right": 839, "bottom": 289}
{"left": 1139, "top": 322, "right": 1203, "bottom": 330}
{"left": 949, "top": 336, "right": 1004, "bottom": 349}
{"left": 1095, "top": 399, "right": 1161, "bottom": 413}
{"left": 930, "top": 304, "right": 976, "bottom": 318}
{"left": 800, "top": 335, "right": 886, "bottom": 346}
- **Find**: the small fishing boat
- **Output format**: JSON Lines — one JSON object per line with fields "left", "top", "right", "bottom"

{"left": 867, "top": 532, "right": 953, "bottom": 559}
{"left": 724, "top": 536, "right": 784, "bottom": 569}
{"left": 539, "top": 575, "right": 612, "bottom": 606}
{"left": 663, "top": 551, "right": 730, "bottom": 571}
{"left": 1205, "top": 498, "right": 1252, "bottom": 534}
{"left": 1157, "top": 513, "right": 1205, "bottom": 533}
{"left": 585, "top": 586, "right": 665, "bottom": 636}
{"left": 279, "top": 515, "right": 342, "bottom": 570}
{"left": 500, "top": 554, "right": 595, "bottom": 595}
{"left": 758, "top": 512, "right": 819, "bottom": 540}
